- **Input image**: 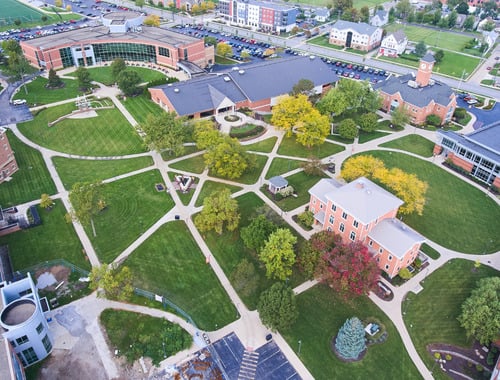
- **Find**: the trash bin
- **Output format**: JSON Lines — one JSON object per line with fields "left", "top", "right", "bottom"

{"left": 175, "top": 215, "right": 180, "bottom": 220}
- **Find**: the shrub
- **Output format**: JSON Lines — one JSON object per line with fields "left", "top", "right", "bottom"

{"left": 414, "top": 258, "right": 422, "bottom": 269}
{"left": 398, "top": 267, "right": 413, "bottom": 280}
{"left": 445, "top": 354, "right": 452, "bottom": 361}
{"left": 297, "top": 210, "right": 314, "bottom": 228}
{"left": 434, "top": 352, "right": 441, "bottom": 360}
{"left": 454, "top": 107, "right": 467, "bottom": 120}
{"left": 476, "top": 364, "right": 483, "bottom": 372}
{"left": 279, "top": 185, "right": 295, "bottom": 198}
{"left": 426, "top": 114, "right": 442, "bottom": 127}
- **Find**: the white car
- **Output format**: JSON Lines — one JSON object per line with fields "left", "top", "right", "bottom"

{"left": 12, "top": 99, "right": 27, "bottom": 106}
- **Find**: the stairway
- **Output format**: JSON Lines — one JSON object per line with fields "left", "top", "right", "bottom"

{"left": 237, "top": 350, "right": 259, "bottom": 380}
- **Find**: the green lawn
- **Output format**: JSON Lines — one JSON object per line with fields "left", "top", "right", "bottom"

{"left": 244, "top": 137, "right": 277, "bottom": 153}
{"left": 420, "top": 243, "right": 441, "bottom": 260}
{"left": 120, "top": 93, "right": 166, "bottom": 126}
{"left": 86, "top": 170, "right": 174, "bottom": 263}
{"left": 66, "top": 66, "right": 165, "bottom": 86}
{"left": 354, "top": 151, "right": 500, "bottom": 253}
{"left": 283, "top": 284, "right": 420, "bottom": 380}
{"left": 404, "top": 259, "right": 499, "bottom": 379}
{"left": 278, "top": 136, "right": 345, "bottom": 158}
{"left": 124, "top": 221, "right": 236, "bottom": 331}
{"left": 161, "top": 145, "right": 200, "bottom": 161}
{"left": 18, "top": 104, "right": 146, "bottom": 156}
{"left": 326, "top": 134, "right": 354, "bottom": 144}
{"left": 307, "top": 35, "right": 342, "bottom": 50}
{"left": 264, "top": 171, "right": 326, "bottom": 211}
{"left": 194, "top": 180, "right": 242, "bottom": 207}
{"left": 214, "top": 154, "right": 267, "bottom": 185}
{"left": 0, "top": 201, "right": 90, "bottom": 271}
{"left": 169, "top": 154, "right": 206, "bottom": 174}
{"left": 358, "top": 130, "right": 390, "bottom": 144}
{"left": 53, "top": 156, "right": 153, "bottom": 189}
{"left": 12, "top": 77, "right": 81, "bottom": 106}
{"left": 265, "top": 157, "right": 303, "bottom": 179}
{"left": 167, "top": 171, "right": 198, "bottom": 206}
{"left": 379, "top": 135, "right": 435, "bottom": 158}
{"left": 0, "top": 131, "right": 56, "bottom": 207}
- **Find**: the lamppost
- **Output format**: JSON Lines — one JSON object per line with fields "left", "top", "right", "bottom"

{"left": 162, "top": 341, "right": 166, "bottom": 359}
{"left": 456, "top": 69, "right": 468, "bottom": 94}
{"left": 298, "top": 340, "right": 302, "bottom": 356}
{"left": 403, "top": 297, "right": 411, "bottom": 315}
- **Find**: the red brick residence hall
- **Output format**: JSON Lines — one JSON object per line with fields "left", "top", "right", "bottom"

{"left": 373, "top": 53, "right": 457, "bottom": 125}
{"left": 434, "top": 123, "right": 500, "bottom": 189}
{"left": 0, "top": 128, "right": 18, "bottom": 184}
{"left": 308, "top": 177, "right": 425, "bottom": 278}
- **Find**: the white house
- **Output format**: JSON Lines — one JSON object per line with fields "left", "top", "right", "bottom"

{"left": 482, "top": 30, "right": 498, "bottom": 48}
{"left": 379, "top": 30, "right": 408, "bottom": 57}
{"left": 314, "top": 8, "right": 330, "bottom": 22}
{"left": 329, "top": 20, "right": 383, "bottom": 51}
{"left": 370, "top": 10, "right": 388, "bottom": 27}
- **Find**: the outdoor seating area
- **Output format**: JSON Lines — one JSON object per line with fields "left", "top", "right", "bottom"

{"left": 365, "top": 323, "right": 380, "bottom": 336}
{"left": 173, "top": 175, "right": 196, "bottom": 193}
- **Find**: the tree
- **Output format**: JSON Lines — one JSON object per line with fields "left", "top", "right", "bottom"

{"left": 333, "top": 0, "right": 353, "bottom": 13}
{"left": 136, "top": 0, "right": 145, "bottom": 9}
{"left": 258, "top": 282, "right": 298, "bottom": 331}
{"left": 317, "top": 87, "right": 349, "bottom": 116}
{"left": 391, "top": 105, "right": 410, "bottom": 127}
{"left": 448, "top": 10, "right": 458, "bottom": 27}
{"left": 259, "top": 228, "right": 297, "bottom": 281}
{"left": 360, "top": 6, "right": 370, "bottom": 22}
{"left": 117, "top": 70, "right": 142, "bottom": 96}
{"left": 40, "top": 193, "right": 54, "bottom": 209}
{"left": 110, "top": 58, "right": 127, "bottom": 82}
{"left": 193, "top": 120, "right": 221, "bottom": 150}
{"left": 316, "top": 241, "right": 379, "bottom": 299}
{"left": 337, "top": 118, "right": 358, "bottom": 139}
{"left": 458, "top": 277, "right": 500, "bottom": 345}
{"left": 426, "top": 114, "right": 442, "bottom": 126}
{"left": 240, "top": 50, "right": 251, "bottom": 60}
{"left": 271, "top": 94, "right": 313, "bottom": 136}
{"left": 241, "top": 215, "right": 277, "bottom": 252}
{"left": 395, "top": 0, "right": 412, "bottom": 19}
{"left": 415, "top": 41, "right": 427, "bottom": 57}
{"left": 434, "top": 49, "right": 444, "bottom": 64}
{"left": 14, "top": 19, "right": 21, "bottom": 27}
{"left": 290, "top": 79, "right": 315, "bottom": 97}
{"left": 141, "top": 112, "right": 187, "bottom": 156}
{"left": 203, "top": 136, "right": 255, "bottom": 179}
{"left": 300, "top": 156, "right": 325, "bottom": 176}
{"left": 230, "top": 259, "right": 260, "bottom": 297}
{"left": 482, "top": 20, "right": 496, "bottom": 32}
{"left": 216, "top": 42, "right": 232, "bottom": 57}
{"left": 358, "top": 112, "right": 379, "bottom": 132}
{"left": 295, "top": 108, "right": 330, "bottom": 148}
{"left": 4, "top": 50, "right": 32, "bottom": 82}
{"left": 204, "top": 36, "right": 217, "bottom": 46}
{"left": 398, "top": 267, "right": 412, "bottom": 280}
{"left": 143, "top": 14, "right": 161, "bottom": 27}
{"left": 456, "top": 2, "right": 469, "bottom": 15}
{"left": 297, "top": 210, "right": 314, "bottom": 228}
{"left": 341, "top": 155, "right": 385, "bottom": 181}
{"left": 90, "top": 264, "right": 134, "bottom": 301}
{"left": 335, "top": 317, "right": 366, "bottom": 360}
{"left": 298, "top": 231, "right": 342, "bottom": 278}
{"left": 195, "top": 189, "right": 240, "bottom": 234}
{"left": 463, "top": 15, "right": 475, "bottom": 30}
{"left": 75, "top": 66, "right": 92, "bottom": 91}
{"left": 55, "top": 0, "right": 62, "bottom": 7}
{"left": 68, "top": 181, "right": 105, "bottom": 237}
{"left": 47, "top": 68, "right": 63, "bottom": 88}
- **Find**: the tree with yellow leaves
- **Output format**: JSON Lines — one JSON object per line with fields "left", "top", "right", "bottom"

{"left": 341, "top": 155, "right": 386, "bottom": 182}
{"left": 143, "top": 15, "right": 161, "bottom": 27}
{"left": 295, "top": 108, "right": 330, "bottom": 148}
{"left": 216, "top": 42, "right": 232, "bottom": 57}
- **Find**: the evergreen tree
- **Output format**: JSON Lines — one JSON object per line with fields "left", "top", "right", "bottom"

{"left": 47, "top": 68, "right": 63, "bottom": 88}
{"left": 335, "top": 317, "right": 366, "bottom": 360}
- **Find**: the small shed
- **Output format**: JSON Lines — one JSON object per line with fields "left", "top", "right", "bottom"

{"left": 268, "top": 176, "right": 288, "bottom": 194}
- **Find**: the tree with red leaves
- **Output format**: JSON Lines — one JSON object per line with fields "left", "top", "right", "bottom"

{"left": 316, "top": 241, "right": 379, "bottom": 299}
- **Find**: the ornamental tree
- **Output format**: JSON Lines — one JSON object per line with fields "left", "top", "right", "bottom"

{"left": 240, "top": 215, "right": 277, "bottom": 252}
{"left": 258, "top": 282, "right": 298, "bottom": 331}
{"left": 47, "top": 68, "right": 63, "bottom": 88}
{"left": 68, "top": 181, "right": 105, "bottom": 237}
{"left": 216, "top": 42, "right": 232, "bottom": 57}
{"left": 117, "top": 70, "right": 142, "bottom": 96}
{"left": 297, "top": 230, "right": 342, "bottom": 278}
{"left": 259, "top": 228, "right": 297, "bottom": 281}
{"left": 203, "top": 136, "right": 255, "bottom": 179}
{"left": 337, "top": 118, "right": 358, "bottom": 140}
{"left": 358, "top": 112, "right": 379, "bottom": 132}
{"left": 195, "top": 189, "right": 240, "bottom": 234}
{"left": 141, "top": 112, "right": 188, "bottom": 156}
{"left": 335, "top": 317, "right": 366, "bottom": 360}
{"left": 90, "top": 264, "right": 134, "bottom": 301}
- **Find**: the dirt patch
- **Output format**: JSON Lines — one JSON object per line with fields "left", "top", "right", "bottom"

{"left": 35, "top": 265, "right": 71, "bottom": 290}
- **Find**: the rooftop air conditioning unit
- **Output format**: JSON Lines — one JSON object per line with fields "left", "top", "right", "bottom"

{"left": 223, "top": 76, "right": 231, "bottom": 82}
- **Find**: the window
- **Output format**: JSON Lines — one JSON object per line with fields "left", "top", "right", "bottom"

{"left": 376, "top": 257, "right": 380, "bottom": 262}
{"left": 388, "top": 255, "right": 392, "bottom": 261}
{"left": 342, "top": 211, "right": 347, "bottom": 220}
{"left": 379, "top": 248, "right": 383, "bottom": 254}
{"left": 368, "top": 240, "right": 373, "bottom": 247}
{"left": 339, "top": 223, "right": 345, "bottom": 232}
{"left": 331, "top": 204, "right": 336, "bottom": 211}
{"left": 9, "top": 340, "right": 16, "bottom": 348}
{"left": 329, "top": 215, "right": 334, "bottom": 224}
{"left": 36, "top": 322, "right": 44, "bottom": 335}
{"left": 22, "top": 347, "right": 38, "bottom": 365}
{"left": 327, "top": 226, "right": 332, "bottom": 232}
{"left": 16, "top": 335, "right": 29, "bottom": 346}
{"left": 385, "top": 264, "right": 389, "bottom": 270}
{"left": 353, "top": 220, "right": 358, "bottom": 228}
{"left": 42, "top": 334, "right": 52, "bottom": 353}
{"left": 349, "top": 231, "right": 356, "bottom": 241}
{"left": 320, "top": 204, "right": 323, "bottom": 209}
{"left": 158, "top": 47, "right": 170, "bottom": 57}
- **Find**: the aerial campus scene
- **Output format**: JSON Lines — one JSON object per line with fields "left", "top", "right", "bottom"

{"left": 0, "top": 0, "right": 499, "bottom": 378}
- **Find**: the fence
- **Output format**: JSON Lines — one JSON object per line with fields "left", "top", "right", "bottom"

{"left": 19, "top": 259, "right": 90, "bottom": 278}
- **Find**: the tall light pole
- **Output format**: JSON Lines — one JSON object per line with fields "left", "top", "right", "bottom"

{"left": 298, "top": 340, "right": 302, "bottom": 356}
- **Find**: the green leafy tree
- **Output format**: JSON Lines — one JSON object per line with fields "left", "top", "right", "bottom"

{"left": 75, "top": 66, "right": 92, "bottom": 91}
{"left": 90, "top": 264, "right": 134, "bottom": 301}
{"left": 68, "top": 181, "right": 105, "bottom": 237}
{"left": 110, "top": 58, "right": 127, "bottom": 82}
{"left": 2, "top": 40, "right": 22, "bottom": 55}
{"left": 433, "top": 9, "right": 442, "bottom": 25}
{"left": 317, "top": 87, "right": 349, "bottom": 116}
{"left": 136, "top": 0, "right": 145, "bottom": 8}
{"left": 193, "top": 120, "right": 221, "bottom": 149}
{"left": 259, "top": 228, "right": 297, "bottom": 281}
{"left": 216, "top": 42, "right": 232, "bottom": 57}
{"left": 14, "top": 19, "right": 21, "bottom": 27}
{"left": 456, "top": 2, "right": 469, "bottom": 14}
{"left": 434, "top": 49, "right": 444, "bottom": 64}
{"left": 230, "top": 259, "right": 260, "bottom": 297}
{"left": 426, "top": 114, "right": 442, "bottom": 126}
{"left": 297, "top": 210, "right": 314, "bottom": 228}
{"left": 360, "top": 6, "right": 370, "bottom": 22}
{"left": 141, "top": 112, "right": 187, "bottom": 156}
{"left": 333, "top": 0, "right": 353, "bottom": 13}
{"left": 396, "top": 0, "right": 412, "bottom": 19}
{"left": 482, "top": 20, "right": 496, "bottom": 31}
{"left": 258, "top": 282, "right": 298, "bottom": 331}
{"left": 448, "top": 10, "right": 458, "bottom": 27}
{"left": 204, "top": 36, "right": 218, "bottom": 46}
{"left": 335, "top": 317, "right": 366, "bottom": 360}
{"left": 398, "top": 267, "right": 413, "bottom": 280}
{"left": 358, "top": 112, "right": 379, "bottom": 132}
{"left": 463, "top": 15, "right": 475, "bottom": 30}
{"left": 47, "top": 68, "right": 63, "bottom": 88}
{"left": 300, "top": 156, "right": 325, "bottom": 176}
{"left": 117, "top": 70, "right": 142, "bottom": 96}
{"left": 458, "top": 277, "right": 500, "bottom": 345}
{"left": 241, "top": 215, "right": 277, "bottom": 252}
{"left": 391, "top": 105, "right": 410, "bottom": 127}
{"left": 203, "top": 136, "right": 255, "bottom": 179}
{"left": 337, "top": 118, "right": 358, "bottom": 139}
{"left": 40, "top": 193, "right": 54, "bottom": 209}
{"left": 5, "top": 51, "right": 33, "bottom": 82}
{"left": 195, "top": 189, "right": 240, "bottom": 234}
{"left": 415, "top": 41, "right": 427, "bottom": 57}
{"left": 290, "top": 79, "right": 315, "bottom": 97}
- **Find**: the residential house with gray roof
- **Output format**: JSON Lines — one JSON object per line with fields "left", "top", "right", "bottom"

{"left": 379, "top": 30, "right": 408, "bottom": 57}
{"left": 329, "top": 20, "right": 382, "bottom": 51}
{"left": 308, "top": 177, "right": 425, "bottom": 278}
{"left": 370, "top": 10, "right": 389, "bottom": 27}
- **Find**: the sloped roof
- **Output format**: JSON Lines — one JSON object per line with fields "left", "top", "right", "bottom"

{"left": 331, "top": 20, "right": 380, "bottom": 36}
{"left": 324, "top": 177, "right": 403, "bottom": 225}
{"left": 308, "top": 178, "right": 343, "bottom": 204}
{"left": 368, "top": 219, "right": 425, "bottom": 259}
{"left": 372, "top": 10, "right": 388, "bottom": 21}
{"left": 373, "top": 73, "right": 455, "bottom": 108}
{"left": 269, "top": 176, "right": 288, "bottom": 188}
{"left": 391, "top": 30, "right": 407, "bottom": 43}
{"left": 315, "top": 8, "right": 330, "bottom": 17}
{"left": 421, "top": 52, "right": 435, "bottom": 63}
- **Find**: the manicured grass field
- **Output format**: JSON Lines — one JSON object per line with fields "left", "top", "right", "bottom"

{"left": 278, "top": 136, "right": 345, "bottom": 158}
{"left": 67, "top": 66, "right": 165, "bottom": 86}
{"left": 13, "top": 77, "right": 81, "bottom": 106}
{"left": 405, "top": 259, "right": 499, "bottom": 379}
{"left": 0, "top": 131, "right": 56, "bottom": 207}
{"left": 169, "top": 154, "right": 206, "bottom": 174}
{"left": 379, "top": 135, "right": 435, "bottom": 157}
{"left": 326, "top": 134, "right": 354, "bottom": 144}
{"left": 420, "top": 243, "right": 441, "bottom": 260}
{"left": 265, "top": 157, "right": 303, "bottom": 179}
{"left": 167, "top": 171, "right": 199, "bottom": 206}
{"left": 0, "top": 201, "right": 90, "bottom": 271}
{"left": 120, "top": 93, "right": 166, "bottom": 126}
{"left": 18, "top": 104, "right": 146, "bottom": 156}
{"left": 124, "top": 221, "right": 236, "bottom": 330}
{"left": 358, "top": 130, "right": 390, "bottom": 144}
{"left": 307, "top": 35, "right": 340, "bottom": 50}
{"left": 161, "top": 145, "right": 200, "bottom": 161}
{"left": 283, "top": 284, "right": 420, "bottom": 380}
{"left": 0, "top": 0, "right": 45, "bottom": 23}
{"left": 244, "top": 137, "right": 277, "bottom": 153}
{"left": 86, "top": 170, "right": 174, "bottom": 263}
{"left": 53, "top": 156, "right": 153, "bottom": 189}
{"left": 263, "top": 171, "right": 326, "bottom": 211}
{"left": 194, "top": 180, "right": 242, "bottom": 207}
{"left": 354, "top": 151, "right": 500, "bottom": 253}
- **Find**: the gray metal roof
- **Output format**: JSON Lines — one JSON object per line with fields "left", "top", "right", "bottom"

{"left": 368, "top": 218, "right": 425, "bottom": 259}
{"left": 324, "top": 177, "right": 403, "bottom": 225}
{"left": 315, "top": 8, "right": 330, "bottom": 17}
{"left": 331, "top": 20, "right": 380, "bottom": 36}
{"left": 269, "top": 176, "right": 288, "bottom": 188}
{"left": 308, "top": 178, "right": 343, "bottom": 204}
{"left": 373, "top": 73, "right": 455, "bottom": 108}
{"left": 251, "top": 0, "right": 297, "bottom": 11}
{"left": 421, "top": 52, "right": 435, "bottom": 63}
{"left": 390, "top": 30, "right": 407, "bottom": 43}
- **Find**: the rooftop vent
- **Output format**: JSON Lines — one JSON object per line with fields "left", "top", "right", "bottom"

{"left": 167, "top": 83, "right": 173, "bottom": 87}
{"left": 238, "top": 69, "right": 245, "bottom": 75}
{"left": 223, "top": 76, "right": 231, "bottom": 82}
{"left": 174, "top": 88, "right": 180, "bottom": 93}
{"left": 407, "top": 80, "right": 418, "bottom": 89}
{"left": 232, "top": 66, "right": 239, "bottom": 71}
{"left": 410, "top": 72, "right": 416, "bottom": 78}
{"left": 309, "top": 55, "right": 315, "bottom": 60}
{"left": 355, "top": 182, "right": 364, "bottom": 189}
{"left": 429, "top": 79, "right": 435, "bottom": 86}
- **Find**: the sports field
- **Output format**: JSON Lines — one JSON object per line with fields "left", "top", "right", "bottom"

{"left": 0, "top": 0, "right": 45, "bottom": 25}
